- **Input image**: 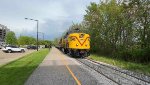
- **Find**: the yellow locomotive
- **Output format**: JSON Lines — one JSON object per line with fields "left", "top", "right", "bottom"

{"left": 58, "top": 32, "right": 90, "bottom": 58}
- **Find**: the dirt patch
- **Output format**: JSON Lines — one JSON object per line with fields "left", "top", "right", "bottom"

{"left": 0, "top": 49, "right": 35, "bottom": 66}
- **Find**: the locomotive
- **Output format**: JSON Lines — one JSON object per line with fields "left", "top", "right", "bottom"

{"left": 58, "top": 30, "right": 90, "bottom": 58}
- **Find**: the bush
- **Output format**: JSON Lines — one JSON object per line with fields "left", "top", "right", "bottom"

{"left": 115, "top": 49, "right": 132, "bottom": 61}
{"left": 115, "top": 48, "right": 150, "bottom": 63}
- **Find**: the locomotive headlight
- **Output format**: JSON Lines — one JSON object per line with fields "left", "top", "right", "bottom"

{"left": 76, "top": 44, "right": 78, "bottom": 46}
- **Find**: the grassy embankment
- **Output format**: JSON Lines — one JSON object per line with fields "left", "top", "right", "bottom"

{"left": 89, "top": 54, "right": 150, "bottom": 76}
{"left": 0, "top": 49, "right": 49, "bottom": 85}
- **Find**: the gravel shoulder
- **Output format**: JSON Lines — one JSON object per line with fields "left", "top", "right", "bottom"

{"left": 0, "top": 49, "right": 35, "bottom": 66}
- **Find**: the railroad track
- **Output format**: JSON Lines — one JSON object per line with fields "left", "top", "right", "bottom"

{"left": 76, "top": 58, "right": 150, "bottom": 85}
{"left": 86, "top": 58, "right": 150, "bottom": 83}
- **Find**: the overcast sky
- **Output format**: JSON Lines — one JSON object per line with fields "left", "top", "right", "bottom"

{"left": 0, "top": 0, "right": 99, "bottom": 40}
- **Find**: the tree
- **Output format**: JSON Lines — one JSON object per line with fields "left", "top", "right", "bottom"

{"left": 53, "top": 38, "right": 59, "bottom": 46}
{"left": 59, "top": 0, "right": 150, "bottom": 63}
{"left": 44, "top": 40, "right": 51, "bottom": 45}
{"left": 5, "top": 31, "right": 17, "bottom": 45}
{"left": 18, "top": 36, "right": 36, "bottom": 45}
{"left": 38, "top": 40, "right": 51, "bottom": 45}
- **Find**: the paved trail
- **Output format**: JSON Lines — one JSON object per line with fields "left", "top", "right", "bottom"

{"left": 25, "top": 47, "right": 116, "bottom": 85}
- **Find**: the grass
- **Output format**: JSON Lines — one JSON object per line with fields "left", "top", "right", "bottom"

{"left": 0, "top": 49, "right": 49, "bottom": 85}
{"left": 89, "top": 54, "right": 150, "bottom": 76}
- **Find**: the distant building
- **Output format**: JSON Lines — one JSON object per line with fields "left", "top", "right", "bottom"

{"left": 0, "top": 24, "right": 10, "bottom": 48}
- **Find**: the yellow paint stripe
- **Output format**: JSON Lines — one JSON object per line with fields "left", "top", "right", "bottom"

{"left": 61, "top": 56, "right": 81, "bottom": 85}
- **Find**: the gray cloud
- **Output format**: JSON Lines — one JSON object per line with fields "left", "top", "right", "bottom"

{"left": 39, "top": 19, "right": 72, "bottom": 40}
{"left": 0, "top": 0, "right": 99, "bottom": 40}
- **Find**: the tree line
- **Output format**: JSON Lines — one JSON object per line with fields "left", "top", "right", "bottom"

{"left": 67, "top": 0, "right": 150, "bottom": 63}
{"left": 5, "top": 31, "right": 51, "bottom": 46}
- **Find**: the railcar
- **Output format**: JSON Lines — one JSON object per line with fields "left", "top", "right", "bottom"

{"left": 59, "top": 32, "right": 90, "bottom": 58}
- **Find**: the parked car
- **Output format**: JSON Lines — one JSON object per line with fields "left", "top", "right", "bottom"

{"left": 45, "top": 45, "right": 51, "bottom": 48}
{"left": 2, "top": 45, "right": 25, "bottom": 53}
{"left": 27, "top": 45, "right": 37, "bottom": 50}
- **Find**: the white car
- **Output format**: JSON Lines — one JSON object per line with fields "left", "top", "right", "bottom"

{"left": 2, "top": 45, "right": 25, "bottom": 53}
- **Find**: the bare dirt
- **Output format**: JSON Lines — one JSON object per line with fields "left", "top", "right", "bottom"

{"left": 0, "top": 49, "right": 35, "bottom": 66}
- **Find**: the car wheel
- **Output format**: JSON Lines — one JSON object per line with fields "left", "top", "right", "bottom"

{"left": 21, "top": 49, "right": 25, "bottom": 53}
{"left": 8, "top": 49, "right": 12, "bottom": 53}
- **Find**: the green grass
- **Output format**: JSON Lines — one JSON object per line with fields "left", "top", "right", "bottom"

{"left": 0, "top": 49, "right": 49, "bottom": 85}
{"left": 89, "top": 54, "right": 150, "bottom": 76}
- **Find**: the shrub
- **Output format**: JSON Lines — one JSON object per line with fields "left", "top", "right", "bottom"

{"left": 115, "top": 48, "right": 150, "bottom": 63}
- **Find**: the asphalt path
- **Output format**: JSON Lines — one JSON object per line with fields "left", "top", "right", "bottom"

{"left": 25, "top": 47, "right": 116, "bottom": 85}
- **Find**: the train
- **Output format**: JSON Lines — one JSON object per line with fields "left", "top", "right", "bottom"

{"left": 57, "top": 31, "right": 90, "bottom": 58}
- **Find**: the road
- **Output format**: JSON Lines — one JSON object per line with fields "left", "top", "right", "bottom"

{"left": 25, "top": 47, "right": 116, "bottom": 85}
{"left": 0, "top": 49, "right": 35, "bottom": 66}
